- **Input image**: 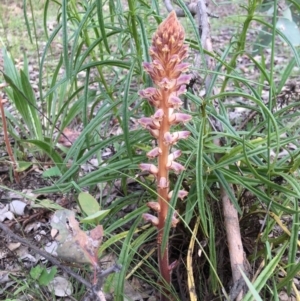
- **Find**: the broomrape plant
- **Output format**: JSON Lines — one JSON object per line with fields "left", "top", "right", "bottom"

{"left": 138, "top": 11, "right": 191, "bottom": 298}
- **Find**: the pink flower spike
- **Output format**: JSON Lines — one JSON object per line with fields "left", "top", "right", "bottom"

{"left": 169, "top": 113, "right": 192, "bottom": 125}
{"left": 146, "top": 147, "right": 162, "bottom": 159}
{"left": 167, "top": 161, "right": 185, "bottom": 174}
{"left": 142, "top": 213, "right": 159, "bottom": 227}
{"left": 168, "top": 95, "right": 183, "bottom": 109}
{"left": 176, "top": 74, "right": 192, "bottom": 86}
{"left": 139, "top": 163, "right": 158, "bottom": 175}
{"left": 152, "top": 109, "right": 164, "bottom": 121}
{"left": 168, "top": 150, "right": 182, "bottom": 162}
{"left": 147, "top": 202, "right": 161, "bottom": 212}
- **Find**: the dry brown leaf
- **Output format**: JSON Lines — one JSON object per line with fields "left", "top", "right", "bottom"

{"left": 50, "top": 209, "right": 103, "bottom": 267}
{"left": 58, "top": 128, "right": 81, "bottom": 147}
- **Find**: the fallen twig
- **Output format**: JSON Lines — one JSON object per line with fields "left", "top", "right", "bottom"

{"left": 0, "top": 222, "right": 121, "bottom": 300}
{"left": 195, "top": 2, "right": 246, "bottom": 300}
{"left": 0, "top": 221, "right": 92, "bottom": 287}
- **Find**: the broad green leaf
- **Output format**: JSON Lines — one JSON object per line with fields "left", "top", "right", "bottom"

{"left": 16, "top": 162, "right": 32, "bottom": 172}
{"left": 30, "top": 265, "right": 43, "bottom": 280}
{"left": 38, "top": 267, "right": 57, "bottom": 286}
{"left": 42, "top": 167, "right": 62, "bottom": 178}
{"left": 78, "top": 192, "right": 100, "bottom": 216}
{"left": 276, "top": 17, "right": 300, "bottom": 46}
{"left": 80, "top": 210, "right": 110, "bottom": 223}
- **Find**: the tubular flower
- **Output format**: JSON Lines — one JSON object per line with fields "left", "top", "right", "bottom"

{"left": 138, "top": 11, "right": 191, "bottom": 289}
{"left": 146, "top": 147, "right": 162, "bottom": 159}
{"left": 168, "top": 190, "right": 189, "bottom": 200}
{"left": 142, "top": 214, "right": 159, "bottom": 227}
{"left": 147, "top": 202, "right": 161, "bottom": 212}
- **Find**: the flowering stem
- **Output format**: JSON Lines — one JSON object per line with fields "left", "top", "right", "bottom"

{"left": 138, "top": 11, "right": 191, "bottom": 299}
{"left": 157, "top": 89, "right": 171, "bottom": 285}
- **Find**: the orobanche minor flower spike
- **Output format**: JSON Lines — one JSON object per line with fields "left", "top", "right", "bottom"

{"left": 138, "top": 11, "right": 191, "bottom": 297}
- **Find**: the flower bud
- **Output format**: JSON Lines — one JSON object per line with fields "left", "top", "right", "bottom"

{"left": 164, "top": 131, "right": 190, "bottom": 145}
{"left": 158, "top": 78, "right": 176, "bottom": 90}
{"left": 167, "top": 161, "right": 185, "bottom": 174}
{"left": 139, "top": 88, "right": 161, "bottom": 107}
{"left": 174, "top": 63, "right": 190, "bottom": 73}
{"left": 158, "top": 177, "right": 169, "bottom": 189}
{"left": 171, "top": 211, "right": 180, "bottom": 227}
{"left": 177, "top": 190, "right": 188, "bottom": 200}
{"left": 176, "top": 74, "right": 192, "bottom": 86}
{"left": 152, "top": 109, "right": 164, "bottom": 121}
{"left": 175, "top": 85, "right": 187, "bottom": 96}
{"left": 171, "top": 131, "right": 190, "bottom": 144}
{"left": 168, "top": 150, "right": 182, "bottom": 162}
{"left": 168, "top": 190, "right": 188, "bottom": 200}
{"left": 168, "top": 95, "right": 183, "bottom": 109}
{"left": 153, "top": 60, "right": 164, "bottom": 70}
{"left": 169, "top": 113, "right": 192, "bottom": 125}
{"left": 168, "top": 260, "right": 178, "bottom": 271}
{"left": 147, "top": 202, "right": 161, "bottom": 212}
{"left": 138, "top": 117, "right": 160, "bottom": 129}
{"left": 139, "top": 87, "right": 157, "bottom": 98}
{"left": 149, "top": 128, "right": 160, "bottom": 138}
{"left": 143, "top": 213, "right": 159, "bottom": 227}
{"left": 163, "top": 132, "right": 173, "bottom": 145}
{"left": 167, "top": 54, "right": 180, "bottom": 70}
{"left": 139, "top": 163, "right": 158, "bottom": 175}
{"left": 146, "top": 147, "right": 162, "bottom": 159}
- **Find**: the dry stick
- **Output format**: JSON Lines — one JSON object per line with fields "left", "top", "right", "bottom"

{"left": 0, "top": 86, "right": 20, "bottom": 184}
{"left": 164, "top": 0, "right": 218, "bottom": 18}
{"left": 0, "top": 222, "right": 121, "bottom": 300}
{"left": 0, "top": 221, "right": 92, "bottom": 288}
{"left": 196, "top": 2, "right": 246, "bottom": 300}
